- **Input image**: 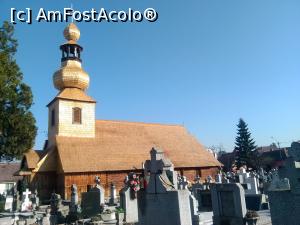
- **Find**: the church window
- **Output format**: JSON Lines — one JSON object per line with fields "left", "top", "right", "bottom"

{"left": 73, "top": 107, "right": 82, "bottom": 124}
{"left": 51, "top": 109, "right": 55, "bottom": 127}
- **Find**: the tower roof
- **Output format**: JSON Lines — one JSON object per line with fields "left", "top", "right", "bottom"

{"left": 53, "top": 23, "right": 90, "bottom": 91}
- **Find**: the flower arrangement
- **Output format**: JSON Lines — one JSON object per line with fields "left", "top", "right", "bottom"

{"left": 128, "top": 172, "right": 140, "bottom": 199}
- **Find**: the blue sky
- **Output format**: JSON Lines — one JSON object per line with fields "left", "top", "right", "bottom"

{"left": 1, "top": 0, "right": 300, "bottom": 151}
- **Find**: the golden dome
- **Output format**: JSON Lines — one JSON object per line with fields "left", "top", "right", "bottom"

{"left": 53, "top": 60, "right": 89, "bottom": 91}
{"left": 63, "top": 23, "right": 80, "bottom": 42}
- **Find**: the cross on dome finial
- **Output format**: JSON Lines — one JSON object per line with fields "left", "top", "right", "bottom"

{"left": 63, "top": 23, "right": 80, "bottom": 42}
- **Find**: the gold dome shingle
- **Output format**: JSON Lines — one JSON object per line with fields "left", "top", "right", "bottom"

{"left": 63, "top": 23, "right": 80, "bottom": 42}
{"left": 53, "top": 23, "right": 90, "bottom": 91}
{"left": 53, "top": 61, "right": 89, "bottom": 91}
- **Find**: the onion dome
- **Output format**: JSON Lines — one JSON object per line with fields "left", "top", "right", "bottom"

{"left": 53, "top": 23, "right": 90, "bottom": 91}
{"left": 63, "top": 23, "right": 80, "bottom": 43}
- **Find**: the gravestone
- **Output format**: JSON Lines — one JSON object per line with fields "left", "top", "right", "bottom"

{"left": 5, "top": 195, "right": 14, "bottom": 212}
{"left": 215, "top": 174, "right": 222, "bottom": 184}
{"left": 91, "top": 176, "right": 105, "bottom": 205}
{"left": 31, "top": 189, "right": 39, "bottom": 210}
{"left": 191, "top": 180, "right": 204, "bottom": 198}
{"left": 237, "top": 168, "right": 259, "bottom": 194}
{"left": 81, "top": 191, "right": 102, "bottom": 218}
{"left": 268, "top": 141, "right": 300, "bottom": 225}
{"left": 81, "top": 176, "right": 105, "bottom": 217}
{"left": 120, "top": 173, "right": 139, "bottom": 224}
{"left": 50, "top": 193, "right": 67, "bottom": 225}
{"left": 68, "top": 184, "right": 81, "bottom": 222}
{"left": 138, "top": 147, "right": 193, "bottom": 225}
{"left": 42, "top": 208, "right": 51, "bottom": 225}
{"left": 109, "top": 183, "right": 117, "bottom": 205}
{"left": 211, "top": 183, "right": 246, "bottom": 225}
{"left": 197, "top": 189, "right": 212, "bottom": 211}
{"left": 245, "top": 194, "right": 268, "bottom": 211}
{"left": 21, "top": 189, "right": 32, "bottom": 212}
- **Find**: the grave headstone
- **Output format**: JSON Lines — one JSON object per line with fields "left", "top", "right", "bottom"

{"left": 21, "top": 189, "right": 32, "bottom": 212}
{"left": 81, "top": 177, "right": 104, "bottom": 218}
{"left": 91, "top": 176, "right": 105, "bottom": 205}
{"left": 13, "top": 186, "right": 21, "bottom": 212}
{"left": 211, "top": 183, "right": 246, "bottom": 225}
{"left": 42, "top": 208, "right": 51, "bottom": 225}
{"left": 5, "top": 195, "right": 14, "bottom": 212}
{"left": 109, "top": 182, "right": 117, "bottom": 205}
{"left": 268, "top": 141, "right": 300, "bottom": 225}
{"left": 31, "top": 190, "right": 39, "bottom": 211}
{"left": 237, "top": 168, "right": 259, "bottom": 194}
{"left": 68, "top": 184, "right": 81, "bottom": 223}
{"left": 120, "top": 185, "right": 138, "bottom": 224}
{"left": 189, "top": 194, "right": 201, "bottom": 225}
{"left": 191, "top": 181, "right": 204, "bottom": 198}
{"left": 197, "top": 189, "right": 212, "bottom": 212}
{"left": 81, "top": 176, "right": 105, "bottom": 217}
{"left": 121, "top": 172, "right": 140, "bottom": 222}
{"left": 245, "top": 194, "right": 268, "bottom": 211}
{"left": 215, "top": 174, "right": 222, "bottom": 184}
{"left": 50, "top": 193, "right": 67, "bottom": 225}
{"left": 138, "top": 147, "right": 193, "bottom": 225}
{"left": 81, "top": 191, "right": 102, "bottom": 218}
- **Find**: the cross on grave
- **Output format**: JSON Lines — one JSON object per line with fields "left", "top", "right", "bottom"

{"left": 21, "top": 189, "right": 32, "bottom": 212}
{"left": 149, "top": 149, "right": 164, "bottom": 174}
{"left": 23, "top": 189, "right": 31, "bottom": 201}
{"left": 144, "top": 147, "right": 175, "bottom": 193}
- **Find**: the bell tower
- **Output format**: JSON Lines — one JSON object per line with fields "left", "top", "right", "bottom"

{"left": 47, "top": 23, "right": 96, "bottom": 147}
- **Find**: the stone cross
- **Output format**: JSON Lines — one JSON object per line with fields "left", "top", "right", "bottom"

{"left": 23, "top": 189, "right": 31, "bottom": 201}
{"left": 144, "top": 147, "right": 174, "bottom": 194}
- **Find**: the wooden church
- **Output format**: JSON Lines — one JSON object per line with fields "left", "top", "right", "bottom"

{"left": 20, "top": 23, "right": 221, "bottom": 200}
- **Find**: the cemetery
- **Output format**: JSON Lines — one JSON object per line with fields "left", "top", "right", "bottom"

{"left": 0, "top": 16, "right": 298, "bottom": 225}
{"left": 4, "top": 143, "right": 300, "bottom": 224}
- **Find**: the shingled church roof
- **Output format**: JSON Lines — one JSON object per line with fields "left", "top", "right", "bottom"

{"left": 51, "top": 120, "right": 221, "bottom": 173}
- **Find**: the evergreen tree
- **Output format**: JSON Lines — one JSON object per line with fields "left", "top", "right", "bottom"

{"left": 0, "top": 21, "right": 37, "bottom": 159}
{"left": 234, "top": 118, "right": 256, "bottom": 169}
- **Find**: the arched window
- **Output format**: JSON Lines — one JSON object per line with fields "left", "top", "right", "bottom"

{"left": 73, "top": 107, "right": 82, "bottom": 124}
